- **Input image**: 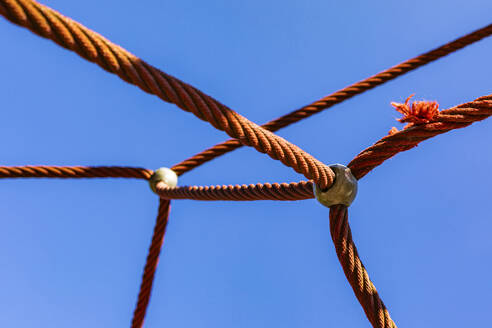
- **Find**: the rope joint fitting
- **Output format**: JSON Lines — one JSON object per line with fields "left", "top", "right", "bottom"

{"left": 315, "top": 164, "right": 357, "bottom": 207}
{"left": 149, "top": 167, "right": 178, "bottom": 194}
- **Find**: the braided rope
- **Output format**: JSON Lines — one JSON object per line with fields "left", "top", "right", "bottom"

{"left": 0, "top": 0, "right": 334, "bottom": 189}
{"left": 330, "top": 205, "right": 396, "bottom": 328}
{"left": 172, "top": 24, "right": 492, "bottom": 175}
{"left": 131, "top": 199, "right": 171, "bottom": 328}
{"left": 0, "top": 165, "right": 153, "bottom": 179}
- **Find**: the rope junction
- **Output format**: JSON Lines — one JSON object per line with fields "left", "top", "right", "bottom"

{"left": 1, "top": 1, "right": 491, "bottom": 327}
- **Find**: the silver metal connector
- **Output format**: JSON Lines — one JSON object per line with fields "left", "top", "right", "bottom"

{"left": 149, "top": 167, "right": 178, "bottom": 194}
{"left": 314, "top": 164, "right": 357, "bottom": 207}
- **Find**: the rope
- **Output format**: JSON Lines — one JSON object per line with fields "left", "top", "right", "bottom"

{"left": 155, "top": 180, "right": 314, "bottom": 201}
{"left": 0, "top": 165, "right": 153, "bottom": 179}
{"left": 131, "top": 199, "right": 171, "bottom": 328}
{"left": 0, "top": 91, "right": 490, "bottom": 204}
{"left": 0, "top": 0, "right": 334, "bottom": 190}
{"left": 349, "top": 94, "right": 492, "bottom": 179}
{"left": 1, "top": 2, "right": 491, "bottom": 327}
{"left": 1, "top": 91, "right": 490, "bottom": 202}
{"left": 0, "top": 165, "right": 313, "bottom": 201}
{"left": 330, "top": 205, "right": 396, "bottom": 328}
{"left": 172, "top": 24, "right": 492, "bottom": 175}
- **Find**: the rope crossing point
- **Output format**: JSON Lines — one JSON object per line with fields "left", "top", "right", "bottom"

{"left": 171, "top": 22, "right": 492, "bottom": 176}
{"left": 1, "top": 1, "right": 491, "bottom": 327}
{"left": 0, "top": 0, "right": 335, "bottom": 190}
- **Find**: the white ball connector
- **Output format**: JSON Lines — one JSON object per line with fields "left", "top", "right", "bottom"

{"left": 149, "top": 167, "right": 178, "bottom": 194}
{"left": 314, "top": 164, "right": 358, "bottom": 207}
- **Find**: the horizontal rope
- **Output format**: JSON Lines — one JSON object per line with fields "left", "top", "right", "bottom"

{"left": 155, "top": 180, "right": 314, "bottom": 201}
{"left": 172, "top": 23, "right": 492, "bottom": 176}
{"left": 2, "top": 2, "right": 490, "bottom": 328}
{"left": 349, "top": 94, "right": 492, "bottom": 179}
{"left": 0, "top": 165, "right": 315, "bottom": 200}
{"left": 0, "top": 165, "right": 153, "bottom": 179}
{"left": 162, "top": 94, "right": 492, "bottom": 201}
{"left": 1, "top": 92, "right": 490, "bottom": 201}
{"left": 0, "top": 0, "right": 334, "bottom": 190}
{"left": 3, "top": 93, "right": 489, "bottom": 201}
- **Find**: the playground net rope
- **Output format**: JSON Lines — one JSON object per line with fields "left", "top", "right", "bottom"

{"left": 1, "top": 1, "right": 491, "bottom": 327}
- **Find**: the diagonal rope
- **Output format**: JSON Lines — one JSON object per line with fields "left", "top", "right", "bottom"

{"left": 131, "top": 199, "right": 171, "bottom": 328}
{"left": 1, "top": 92, "right": 490, "bottom": 202}
{"left": 3, "top": 92, "right": 488, "bottom": 328}
{"left": 348, "top": 94, "right": 492, "bottom": 179}
{"left": 0, "top": 0, "right": 334, "bottom": 189}
{"left": 171, "top": 23, "right": 492, "bottom": 175}
{"left": 330, "top": 205, "right": 397, "bottom": 328}
{"left": 162, "top": 94, "right": 492, "bottom": 201}
{"left": 1, "top": 2, "right": 491, "bottom": 327}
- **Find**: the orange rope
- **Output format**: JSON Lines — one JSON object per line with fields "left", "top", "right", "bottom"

{"left": 5, "top": 94, "right": 487, "bottom": 202}
{"left": 0, "top": 165, "right": 153, "bottom": 179}
{"left": 155, "top": 180, "right": 314, "bottom": 201}
{"left": 1, "top": 91, "right": 490, "bottom": 202}
{"left": 349, "top": 94, "right": 492, "bottom": 179}
{"left": 0, "top": 0, "right": 334, "bottom": 189}
{"left": 330, "top": 205, "right": 396, "bottom": 328}
{"left": 171, "top": 23, "right": 492, "bottom": 175}
{"left": 162, "top": 94, "right": 492, "bottom": 202}
{"left": 131, "top": 199, "right": 171, "bottom": 328}
{"left": 1, "top": 1, "right": 491, "bottom": 327}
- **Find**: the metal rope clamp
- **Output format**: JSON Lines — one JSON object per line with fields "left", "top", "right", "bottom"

{"left": 149, "top": 167, "right": 178, "bottom": 194}
{"left": 314, "top": 164, "right": 358, "bottom": 207}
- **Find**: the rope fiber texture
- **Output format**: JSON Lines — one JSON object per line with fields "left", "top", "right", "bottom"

{"left": 171, "top": 23, "right": 492, "bottom": 176}
{"left": 2, "top": 94, "right": 489, "bottom": 203}
{"left": 1, "top": 1, "right": 491, "bottom": 327}
{"left": 349, "top": 94, "right": 492, "bottom": 179}
{"left": 159, "top": 94, "right": 492, "bottom": 202}
{"left": 131, "top": 200, "right": 171, "bottom": 328}
{"left": 155, "top": 180, "right": 314, "bottom": 201}
{"left": 0, "top": 0, "right": 335, "bottom": 190}
{"left": 0, "top": 165, "right": 153, "bottom": 179}
{"left": 330, "top": 205, "right": 396, "bottom": 328}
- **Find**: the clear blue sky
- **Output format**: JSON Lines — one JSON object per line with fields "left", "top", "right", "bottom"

{"left": 1, "top": 0, "right": 491, "bottom": 327}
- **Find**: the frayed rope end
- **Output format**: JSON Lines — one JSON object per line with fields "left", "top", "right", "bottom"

{"left": 391, "top": 94, "right": 439, "bottom": 128}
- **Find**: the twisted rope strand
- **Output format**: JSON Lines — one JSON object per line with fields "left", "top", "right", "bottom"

{"left": 0, "top": 0, "right": 334, "bottom": 189}
{"left": 330, "top": 205, "right": 397, "bottom": 328}
{"left": 0, "top": 165, "right": 315, "bottom": 201}
{"left": 2, "top": 92, "right": 490, "bottom": 202}
{"left": 155, "top": 180, "right": 314, "bottom": 201}
{"left": 349, "top": 95, "right": 492, "bottom": 179}
{"left": 0, "top": 165, "right": 153, "bottom": 179}
{"left": 1, "top": 2, "right": 491, "bottom": 327}
{"left": 172, "top": 23, "right": 492, "bottom": 175}
{"left": 1, "top": 91, "right": 490, "bottom": 202}
{"left": 131, "top": 199, "right": 171, "bottom": 328}
{"left": 153, "top": 94, "right": 492, "bottom": 201}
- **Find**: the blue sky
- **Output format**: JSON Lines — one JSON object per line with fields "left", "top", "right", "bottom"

{"left": 1, "top": 0, "right": 491, "bottom": 327}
